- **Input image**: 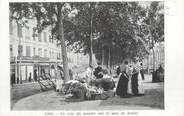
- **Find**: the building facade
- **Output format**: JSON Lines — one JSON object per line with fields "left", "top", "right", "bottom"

{"left": 10, "top": 19, "right": 62, "bottom": 84}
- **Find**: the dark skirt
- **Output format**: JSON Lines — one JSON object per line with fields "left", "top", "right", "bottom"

{"left": 131, "top": 72, "right": 139, "bottom": 95}
{"left": 116, "top": 74, "right": 129, "bottom": 97}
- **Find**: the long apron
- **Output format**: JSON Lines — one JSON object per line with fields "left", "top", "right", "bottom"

{"left": 138, "top": 72, "right": 144, "bottom": 94}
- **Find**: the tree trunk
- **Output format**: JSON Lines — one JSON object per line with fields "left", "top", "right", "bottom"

{"left": 89, "top": 3, "right": 93, "bottom": 66}
{"left": 102, "top": 46, "right": 105, "bottom": 66}
{"left": 147, "top": 55, "right": 150, "bottom": 74}
{"left": 89, "top": 51, "right": 92, "bottom": 67}
{"left": 57, "top": 4, "right": 69, "bottom": 82}
{"left": 152, "top": 48, "right": 155, "bottom": 71}
{"left": 108, "top": 47, "right": 111, "bottom": 69}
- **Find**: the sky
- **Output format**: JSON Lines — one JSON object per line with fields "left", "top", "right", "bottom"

{"left": 138, "top": 1, "right": 151, "bottom": 8}
{"left": 139, "top": 1, "right": 164, "bottom": 8}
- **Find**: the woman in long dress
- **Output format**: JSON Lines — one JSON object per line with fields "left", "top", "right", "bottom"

{"left": 56, "top": 66, "right": 64, "bottom": 92}
{"left": 131, "top": 61, "right": 144, "bottom": 96}
{"left": 116, "top": 61, "right": 130, "bottom": 98}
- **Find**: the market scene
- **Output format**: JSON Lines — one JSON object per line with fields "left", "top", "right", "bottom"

{"left": 10, "top": 2, "right": 164, "bottom": 110}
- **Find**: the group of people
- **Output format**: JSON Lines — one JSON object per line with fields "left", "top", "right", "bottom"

{"left": 84, "top": 61, "right": 145, "bottom": 98}
{"left": 116, "top": 60, "right": 145, "bottom": 98}
{"left": 85, "top": 63, "right": 112, "bottom": 81}
{"left": 55, "top": 60, "right": 145, "bottom": 99}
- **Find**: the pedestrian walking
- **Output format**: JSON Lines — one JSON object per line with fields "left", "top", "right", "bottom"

{"left": 34, "top": 69, "right": 38, "bottom": 81}
{"left": 28, "top": 72, "right": 32, "bottom": 82}
{"left": 69, "top": 68, "right": 73, "bottom": 80}
{"left": 11, "top": 72, "right": 15, "bottom": 86}
{"left": 140, "top": 63, "right": 145, "bottom": 80}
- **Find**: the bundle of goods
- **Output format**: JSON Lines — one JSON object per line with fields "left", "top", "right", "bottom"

{"left": 87, "top": 77, "right": 116, "bottom": 100}
{"left": 75, "top": 73, "right": 87, "bottom": 83}
{"left": 63, "top": 80, "right": 88, "bottom": 100}
{"left": 90, "top": 78, "right": 115, "bottom": 91}
{"left": 85, "top": 85, "right": 115, "bottom": 100}
{"left": 63, "top": 80, "right": 103, "bottom": 100}
{"left": 85, "top": 86, "right": 103, "bottom": 100}
{"left": 62, "top": 76, "right": 115, "bottom": 101}
{"left": 62, "top": 80, "right": 80, "bottom": 94}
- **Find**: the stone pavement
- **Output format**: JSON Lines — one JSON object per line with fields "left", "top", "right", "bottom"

{"left": 12, "top": 75, "right": 164, "bottom": 110}
{"left": 11, "top": 81, "right": 53, "bottom": 109}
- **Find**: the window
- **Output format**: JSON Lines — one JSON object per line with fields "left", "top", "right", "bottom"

{"left": 44, "top": 49, "right": 47, "bottom": 57}
{"left": 18, "top": 45, "right": 23, "bottom": 56}
{"left": 57, "top": 52, "right": 61, "bottom": 60}
{"left": 25, "top": 26, "right": 30, "bottom": 39}
{"left": 38, "top": 48, "right": 42, "bottom": 57}
{"left": 17, "top": 23, "right": 23, "bottom": 38}
{"left": 49, "top": 37, "right": 54, "bottom": 43}
{"left": 10, "top": 45, "right": 13, "bottom": 56}
{"left": 26, "top": 46, "right": 31, "bottom": 56}
{"left": 38, "top": 33, "right": 42, "bottom": 42}
{"left": 43, "top": 32, "right": 47, "bottom": 42}
{"left": 33, "top": 48, "right": 36, "bottom": 56}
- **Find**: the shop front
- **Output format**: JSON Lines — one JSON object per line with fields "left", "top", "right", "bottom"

{"left": 10, "top": 56, "right": 61, "bottom": 84}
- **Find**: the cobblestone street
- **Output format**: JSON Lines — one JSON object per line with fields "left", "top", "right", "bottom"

{"left": 12, "top": 75, "right": 164, "bottom": 110}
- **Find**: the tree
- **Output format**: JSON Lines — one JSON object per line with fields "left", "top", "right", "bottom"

{"left": 9, "top": 2, "right": 75, "bottom": 82}
{"left": 66, "top": 2, "right": 150, "bottom": 68}
{"left": 66, "top": 2, "right": 99, "bottom": 67}
{"left": 138, "top": 2, "right": 164, "bottom": 71}
{"left": 92, "top": 2, "right": 149, "bottom": 67}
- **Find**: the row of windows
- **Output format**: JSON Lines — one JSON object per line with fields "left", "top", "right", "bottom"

{"left": 10, "top": 21, "right": 55, "bottom": 44}
{"left": 10, "top": 44, "right": 61, "bottom": 59}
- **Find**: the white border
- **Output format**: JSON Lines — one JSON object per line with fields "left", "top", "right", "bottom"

{"left": 1, "top": 0, "right": 184, "bottom": 116}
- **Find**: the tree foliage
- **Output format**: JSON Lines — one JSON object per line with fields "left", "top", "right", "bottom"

{"left": 10, "top": 2, "right": 164, "bottom": 69}
{"left": 66, "top": 2, "right": 156, "bottom": 66}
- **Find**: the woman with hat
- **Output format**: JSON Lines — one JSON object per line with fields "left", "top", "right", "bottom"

{"left": 116, "top": 60, "right": 131, "bottom": 98}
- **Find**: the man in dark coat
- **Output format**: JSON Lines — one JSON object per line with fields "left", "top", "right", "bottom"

{"left": 94, "top": 62, "right": 103, "bottom": 79}
{"left": 116, "top": 65, "right": 120, "bottom": 75}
